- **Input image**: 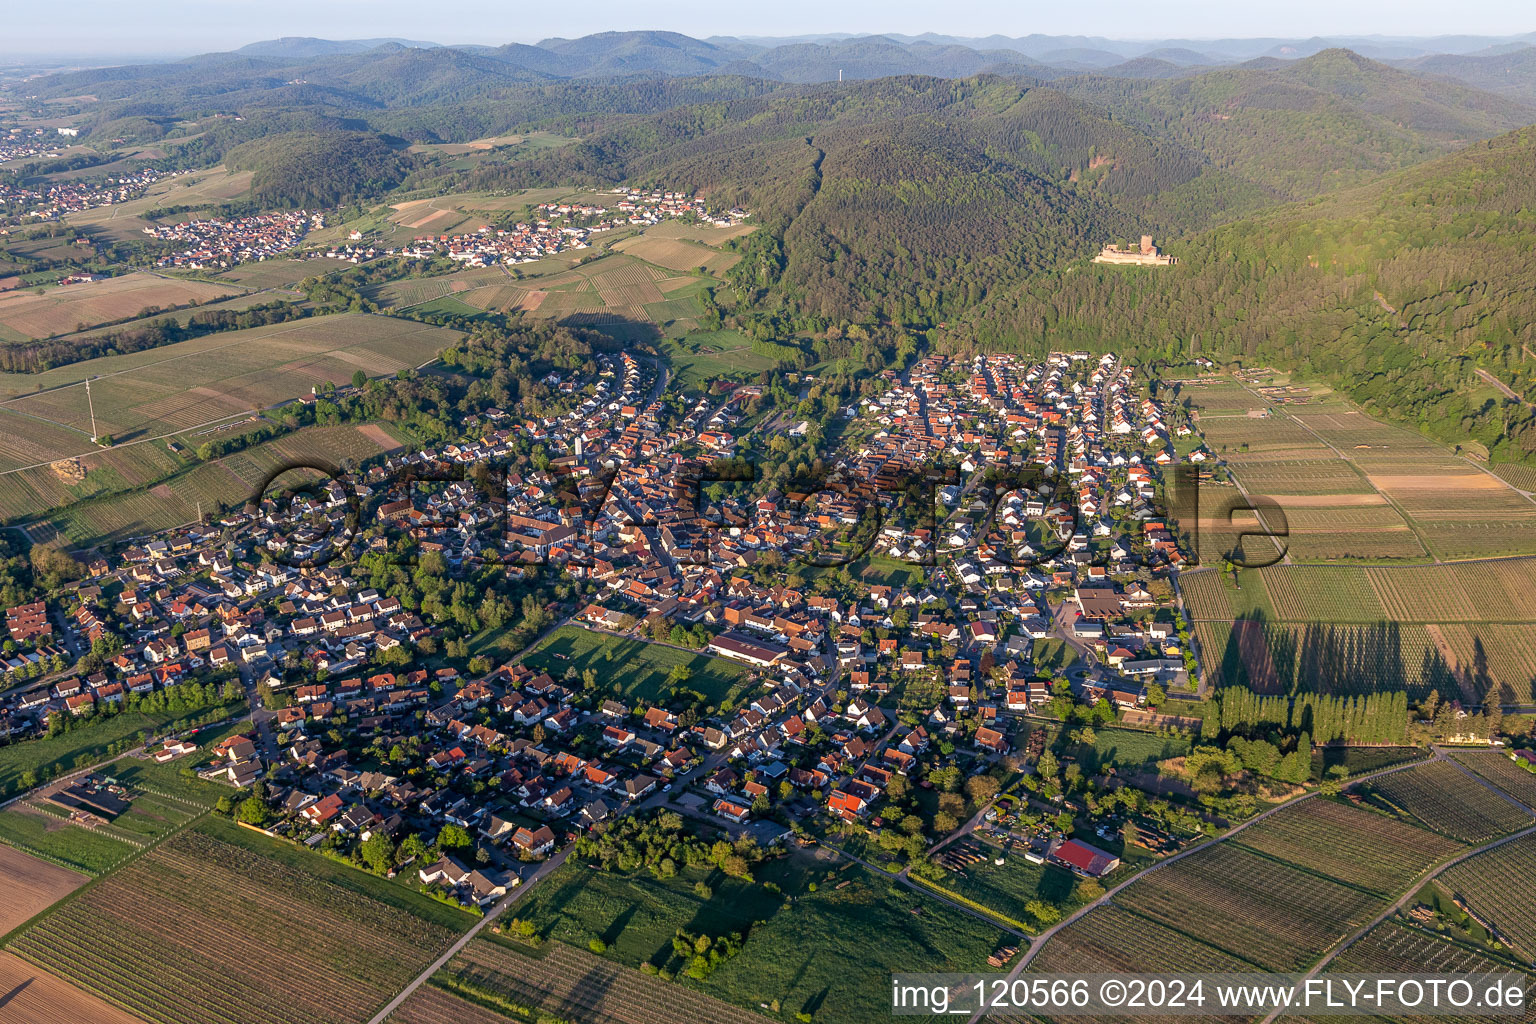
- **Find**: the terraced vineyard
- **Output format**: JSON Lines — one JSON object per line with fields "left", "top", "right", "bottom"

{"left": 1114, "top": 843, "right": 1386, "bottom": 970}
{"left": 1439, "top": 834, "right": 1536, "bottom": 961}
{"left": 438, "top": 938, "right": 774, "bottom": 1024}
{"left": 1366, "top": 761, "right": 1534, "bottom": 844}
{"left": 1233, "top": 798, "right": 1463, "bottom": 895}
{"left": 8, "top": 824, "right": 465, "bottom": 1024}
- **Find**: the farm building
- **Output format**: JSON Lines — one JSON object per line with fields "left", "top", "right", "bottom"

{"left": 1052, "top": 838, "right": 1121, "bottom": 878}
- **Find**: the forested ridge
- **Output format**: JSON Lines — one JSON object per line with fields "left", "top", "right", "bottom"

{"left": 941, "top": 125, "right": 1536, "bottom": 462}
{"left": 12, "top": 38, "right": 1536, "bottom": 463}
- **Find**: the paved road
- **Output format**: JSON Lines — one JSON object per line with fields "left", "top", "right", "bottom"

{"left": 1249, "top": 749, "right": 1536, "bottom": 1024}
{"left": 965, "top": 751, "right": 1446, "bottom": 1024}
{"left": 365, "top": 843, "right": 575, "bottom": 1024}
{"left": 369, "top": 640, "right": 839, "bottom": 1023}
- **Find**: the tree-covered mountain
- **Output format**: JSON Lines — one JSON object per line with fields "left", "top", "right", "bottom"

{"left": 944, "top": 124, "right": 1536, "bottom": 464}
{"left": 225, "top": 130, "right": 412, "bottom": 207}
{"left": 1053, "top": 49, "right": 1536, "bottom": 199}
{"left": 1392, "top": 46, "right": 1536, "bottom": 104}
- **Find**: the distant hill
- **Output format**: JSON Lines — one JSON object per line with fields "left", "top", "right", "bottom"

{"left": 1055, "top": 49, "right": 1536, "bottom": 198}
{"left": 1392, "top": 46, "right": 1536, "bottom": 104}
{"left": 233, "top": 37, "right": 440, "bottom": 58}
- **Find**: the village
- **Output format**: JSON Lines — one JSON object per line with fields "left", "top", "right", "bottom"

{"left": 0, "top": 165, "right": 186, "bottom": 222}
{"left": 0, "top": 346, "right": 1220, "bottom": 911}
{"left": 145, "top": 209, "right": 323, "bottom": 269}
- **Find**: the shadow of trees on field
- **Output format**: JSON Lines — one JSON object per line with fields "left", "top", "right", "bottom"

{"left": 1209, "top": 611, "right": 1456, "bottom": 699}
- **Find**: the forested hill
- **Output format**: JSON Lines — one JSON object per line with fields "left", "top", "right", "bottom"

{"left": 469, "top": 76, "right": 1252, "bottom": 322}
{"left": 1054, "top": 49, "right": 1536, "bottom": 199}
{"left": 945, "top": 124, "right": 1536, "bottom": 464}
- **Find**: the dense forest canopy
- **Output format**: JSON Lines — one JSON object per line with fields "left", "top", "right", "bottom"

{"left": 225, "top": 130, "right": 413, "bottom": 207}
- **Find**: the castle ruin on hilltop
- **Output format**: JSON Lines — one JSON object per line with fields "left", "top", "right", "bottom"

{"left": 1094, "top": 235, "right": 1177, "bottom": 266}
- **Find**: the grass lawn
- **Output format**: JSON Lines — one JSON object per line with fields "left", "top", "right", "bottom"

{"left": 0, "top": 704, "right": 246, "bottom": 800}
{"left": 197, "top": 814, "right": 478, "bottom": 933}
{"left": 520, "top": 625, "right": 753, "bottom": 710}
{"left": 1313, "top": 745, "right": 1429, "bottom": 780}
{"left": 1032, "top": 638, "right": 1077, "bottom": 675}
{"left": 1064, "top": 727, "right": 1192, "bottom": 775}
{"left": 515, "top": 859, "right": 783, "bottom": 966}
{"left": 928, "top": 852, "right": 1087, "bottom": 930}
{"left": 661, "top": 329, "right": 777, "bottom": 391}
{"left": 0, "top": 808, "right": 138, "bottom": 875}
{"left": 704, "top": 860, "right": 1008, "bottom": 1023}
{"left": 857, "top": 553, "right": 925, "bottom": 589}
{"left": 521, "top": 853, "right": 1009, "bottom": 1024}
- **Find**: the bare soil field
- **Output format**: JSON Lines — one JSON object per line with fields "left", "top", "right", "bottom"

{"left": 0, "top": 845, "right": 87, "bottom": 933}
{"left": 0, "top": 952, "right": 147, "bottom": 1024}
{"left": 0, "top": 273, "right": 244, "bottom": 341}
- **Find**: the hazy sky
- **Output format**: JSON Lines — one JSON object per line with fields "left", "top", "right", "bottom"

{"left": 5, "top": 0, "right": 1533, "bottom": 57}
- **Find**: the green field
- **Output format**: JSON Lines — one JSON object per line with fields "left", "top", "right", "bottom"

{"left": 23, "top": 424, "right": 397, "bottom": 546}
{"left": 519, "top": 625, "right": 753, "bottom": 709}
{"left": 0, "top": 807, "right": 139, "bottom": 875}
{"left": 518, "top": 853, "right": 1008, "bottom": 1024}
{"left": 1067, "top": 727, "right": 1193, "bottom": 774}
{"left": 1031, "top": 638, "right": 1077, "bottom": 676}
{"left": 660, "top": 330, "right": 778, "bottom": 391}
{"left": 0, "top": 312, "right": 461, "bottom": 445}
{"left": 0, "top": 703, "right": 246, "bottom": 801}
{"left": 924, "top": 851, "right": 1087, "bottom": 931}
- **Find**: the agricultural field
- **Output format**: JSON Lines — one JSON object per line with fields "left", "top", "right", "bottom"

{"left": 1364, "top": 761, "right": 1535, "bottom": 844}
{"left": 1188, "top": 379, "right": 1536, "bottom": 562}
{"left": 0, "top": 272, "right": 244, "bottom": 342}
{"left": 0, "top": 312, "right": 459, "bottom": 442}
{"left": 365, "top": 265, "right": 512, "bottom": 309}
{"left": 7, "top": 818, "right": 471, "bottom": 1024}
{"left": 924, "top": 850, "right": 1086, "bottom": 931}
{"left": 388, "top": 985, "right": 514, "bottom": 1024}
{"left": 518, "top": 626, "right": 752, "bottom": 708}
{"left": 23, "top": 423, "right": 399, "bottom": 546}
{"left": 1313, "top": 745, "right": 1429, "bottom": 779}
{"left": 1182, "top": 560, "right": 1536, "bottom": 701}
{"left": 643, "top": 219, "right": 757, "bottom": 245}
{"left": 1113, "top": 842, "right": 1386, "bottom": 970}
{"left": 0, "top": 844, "right": 87, "bottom": 934}
{"left": 213, "top": 258, "right": 319, "bottom": 289}
{"left": 0, "top": 951, "right": 147, "bottom": 1024}
{"left": 517, "top": 855, "right": 1007, "bottom": 1024}
{"left": 1438, "top": 834, "right": 1536, "bottom": 961}
{"left": 1447, "top": 751, "right": 1536, "bottom": 809}
{"left": 1232, "top": 798, "right": 1464, "bottom": 895}
{"left": 432, "top": 938, "right": 773, "bottom": 1024}
{"left": 0, "top": 807, "right": 139, "bottom": 876}
{"left": 0, "top": 437, "right": 185, "bottom": 523}
{"left": 1199, "top": 618, "right": 1455, "bottom": 699}
{"left": 614, "top": 234, "right": 740, "bottom": 275}
{"left": 1028, "top": 905, "right": 1258, "bottom": 1024}
{"left": 1320, "top": 920, "right": 1536, "bottom": 1024}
